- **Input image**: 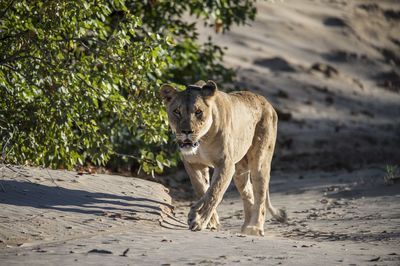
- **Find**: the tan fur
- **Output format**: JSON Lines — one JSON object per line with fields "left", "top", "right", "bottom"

{"left": 160, "top": 80, "right": 287, "bottom": 236}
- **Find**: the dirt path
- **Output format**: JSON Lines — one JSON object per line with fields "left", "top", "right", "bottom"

{"left": 1, "top": 0, "right": 399, "bottom": 265}
{"left": 0, "top": 166, "right": 399, "bottom": 265}
{"left": 197, "top": 0, "right": 400, "bottom": 171}
{"left": 0, "top": 166, "right": 173, "bottom": 248}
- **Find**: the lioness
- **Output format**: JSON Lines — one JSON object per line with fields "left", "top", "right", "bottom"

{"left": 160, "top": 80, "right": 287, "bottom": 236}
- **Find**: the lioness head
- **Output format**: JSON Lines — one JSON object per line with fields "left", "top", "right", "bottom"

{"left": 160, "top": 80, "right": 217, "bottom": 155}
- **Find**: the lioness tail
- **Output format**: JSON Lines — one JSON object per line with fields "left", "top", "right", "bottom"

{"left": 270, "top": 208, "right": 287, "bottom": 223}
{"left": 267, "top": 193, "right": 288, "bottom": 223}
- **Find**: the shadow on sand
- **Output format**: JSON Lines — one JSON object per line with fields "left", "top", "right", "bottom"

{"left": 0, "top": 180, "right": 173, "bottom": 216}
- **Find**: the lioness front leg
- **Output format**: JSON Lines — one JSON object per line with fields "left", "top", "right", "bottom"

{"left": 188, "top": 163, "right": 235, "bottom": 231}
{"left": 183, "top": 161, "right": 220, "bottom": 230}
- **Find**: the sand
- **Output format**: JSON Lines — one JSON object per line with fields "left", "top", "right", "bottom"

{"left": 198, "top": 0, "right": 400, "bottom": 171}
{"left": 0, "top": 166, "right": 399, "bottom": 265}
{"left": 1, "top": 0, "right": 400, "bottom": 265}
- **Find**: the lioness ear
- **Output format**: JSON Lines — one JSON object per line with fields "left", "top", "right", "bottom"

{"left": 201, "top": 80, "right": 217, "bottom": 98}
{"left": 160, "top": 84, "right": 177, "bottom": 103}
{"left": 194, "top": 80, "right": 206, "bottom": 87}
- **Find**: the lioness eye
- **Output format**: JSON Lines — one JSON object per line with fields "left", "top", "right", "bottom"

{"left": 195, "top": 109, "right": 202, "bottom": 116}
{"left": 173, "top": 109, "right": 181, "bottom": 116}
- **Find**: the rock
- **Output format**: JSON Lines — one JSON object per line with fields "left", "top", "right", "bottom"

{"left": 309, "top": 63, "right": 339, "bottom": 78}
{"left": 253, "top": 57, "right": 297, "bottom": 72}
{"left": 323, "top": 17, "right": 347, "bottom": 27}
{"left": 275, "top": 108, "right": 292, "bottom": 121}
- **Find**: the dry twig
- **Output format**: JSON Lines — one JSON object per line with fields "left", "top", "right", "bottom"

{"left": 46, "top": 168, "right": 59, "bottom": 188}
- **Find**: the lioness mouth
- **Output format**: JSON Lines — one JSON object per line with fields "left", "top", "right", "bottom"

{"left": 179, "top": 139, "right": 199, "bottom": 149}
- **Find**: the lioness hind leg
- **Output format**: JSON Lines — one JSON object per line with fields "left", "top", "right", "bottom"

{"left": 183, "top": 161, "right": 220, "bottom": 230}
{"left": 242, "top": 111, "right": 277, "bottom": 236}
{"left": 233, "top": 158, "right": 254, "bottom": 231}
{"left": 242, "top": 165, "right": 270, "bottom": 236}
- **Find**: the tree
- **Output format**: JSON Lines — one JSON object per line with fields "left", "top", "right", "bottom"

{"left": 0, "top": 0, "right": 257, "bottom": 174}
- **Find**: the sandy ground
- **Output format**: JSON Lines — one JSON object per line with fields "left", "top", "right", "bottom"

{"left": 0, "top": 166, "right": 399, "bottom": 265}
{"left": 1, "top": 0, "right": 400, "bottom": 265}
{"left": 0, "top": 166, "right": 173, "bottom": 248}
{"left": 198, "top": 0, "right": 400, "bottom": 170}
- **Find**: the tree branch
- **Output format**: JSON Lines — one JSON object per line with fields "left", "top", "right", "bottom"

{"left": 112, "top": 152, "right": 157, "bottom": 166}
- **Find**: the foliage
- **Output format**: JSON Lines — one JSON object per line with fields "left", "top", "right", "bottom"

{"left": 384, "top": 164, "right": 399, "bottom": 185}
{"left": 0, "top": 0, "right": 257, "bottom": 173}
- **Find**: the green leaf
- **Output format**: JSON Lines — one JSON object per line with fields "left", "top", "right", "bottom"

{"left": 0, "top": 0, "right": 254, "bottom": 173}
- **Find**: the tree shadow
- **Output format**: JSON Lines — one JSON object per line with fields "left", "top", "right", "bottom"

{"left": 325, "top": 182, "right": 400, "bottom": 199}
{"left": 0, "top": 180, "right": 173, "bottom": 216}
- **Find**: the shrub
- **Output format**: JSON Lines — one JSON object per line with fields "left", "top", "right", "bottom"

{"left": 0, "top": 0, "right": 257, "bottom": 174}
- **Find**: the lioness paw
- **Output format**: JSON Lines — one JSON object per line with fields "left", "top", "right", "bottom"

{"left": 242, "top": 226, "right": 265, "bottom": 236}
{"left": 188, "top": 203, "right": 213, "bottom": 231}
{"left": 188, "top": 215, "right": 208, "bottom": 231}
{"left": 189, "top": 220, "right": 205, "bottom": 231}
{"left": 207, "top": 214, "right": 220, "bottom": 231}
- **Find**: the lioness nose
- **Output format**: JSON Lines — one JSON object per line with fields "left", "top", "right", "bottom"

{"left": 181, "top": 130, "right": 193, "bottom": 135}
